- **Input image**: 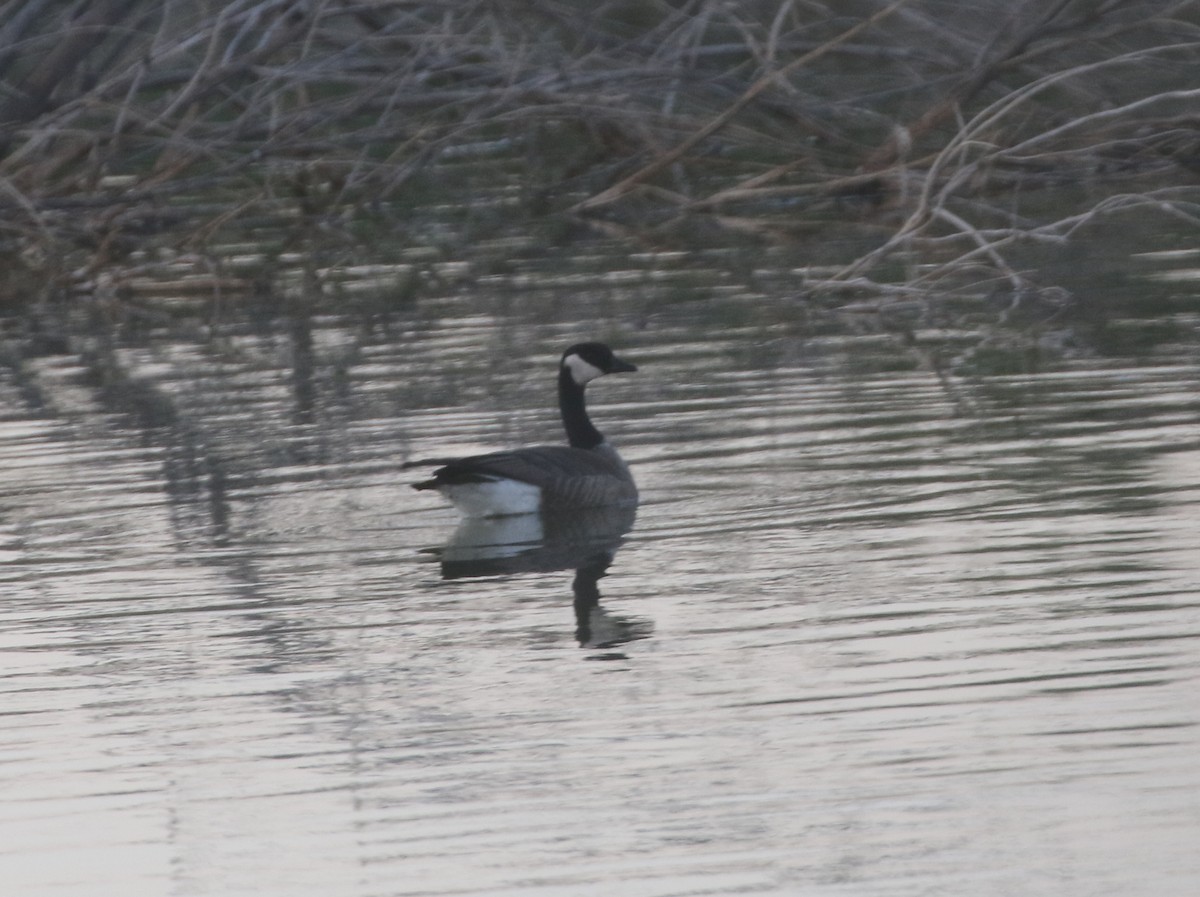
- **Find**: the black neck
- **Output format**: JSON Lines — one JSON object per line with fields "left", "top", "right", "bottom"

{"left": 559, "top": 367, "right": 604, "bottom": 449}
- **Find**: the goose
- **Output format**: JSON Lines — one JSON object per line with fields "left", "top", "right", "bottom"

{"left": 406, "top": 342, "right": 638, "bottom": 517}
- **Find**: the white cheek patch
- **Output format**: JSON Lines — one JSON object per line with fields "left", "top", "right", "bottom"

{"left": 563, "top": 353, "right": 604, "bottom": 385}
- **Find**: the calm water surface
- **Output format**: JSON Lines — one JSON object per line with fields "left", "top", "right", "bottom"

{"left": 1, "top": 272, "right": 1199, "bottom": 896}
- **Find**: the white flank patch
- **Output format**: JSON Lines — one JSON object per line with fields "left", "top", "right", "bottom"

{"left": 563, "top": 352, "right": 604, "bottom": 385}
{"left": 443, "top": 478, "right": 541, "bottom": 517}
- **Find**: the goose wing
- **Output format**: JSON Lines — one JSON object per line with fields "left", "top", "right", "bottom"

{"left": 409, "top": 445, "right": 636, "bottom": 507}
{"left": 410, "top": 445, "right": 621, "bottom": 485}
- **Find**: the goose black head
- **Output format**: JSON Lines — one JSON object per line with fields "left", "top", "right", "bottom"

{"left": 561, "top": 342, "right": 637, "bottom": 386}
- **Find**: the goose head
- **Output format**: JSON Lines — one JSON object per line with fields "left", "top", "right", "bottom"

{"left": 561, "top": 342, "right": 638, "bottom": 386}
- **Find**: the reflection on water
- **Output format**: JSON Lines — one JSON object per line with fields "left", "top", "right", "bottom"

{"left": 1, "top": 274, "right": 1200, "bottom": 896}
{"left": 428, "top": 504, "right": 648, "bottom": 650}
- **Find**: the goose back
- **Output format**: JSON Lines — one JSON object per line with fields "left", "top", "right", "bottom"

{"left": 413, "top": 443, "right": 636, "bottom": 512}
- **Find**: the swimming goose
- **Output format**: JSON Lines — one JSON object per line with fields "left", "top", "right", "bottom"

{"left": 406, "top": 342, "right": 638, "bottom": 517}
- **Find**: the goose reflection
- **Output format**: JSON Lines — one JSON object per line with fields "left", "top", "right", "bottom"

{"left": 429, "top": 503, "right": 650, "bottom": 649}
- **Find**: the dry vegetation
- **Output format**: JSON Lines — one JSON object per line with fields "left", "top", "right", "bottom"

{"left": 1, "top": 0, "right": 1198, "bottom": 301}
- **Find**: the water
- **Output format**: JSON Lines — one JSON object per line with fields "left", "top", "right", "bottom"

{"left": 2, "top": 265, "right": 1199, "bottom": 896}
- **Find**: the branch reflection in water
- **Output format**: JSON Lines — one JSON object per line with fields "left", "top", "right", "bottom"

{"left": 425, "top": 503, "right": 649, "bottom": 653}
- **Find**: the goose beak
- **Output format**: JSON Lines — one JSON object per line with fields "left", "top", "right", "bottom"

{"left": 609, "top": 356, "right": 637, "bottom": 374}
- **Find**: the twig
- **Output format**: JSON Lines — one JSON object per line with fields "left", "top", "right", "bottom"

{"left": 569, "top": 0, "right": 916, "bottom": 212}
